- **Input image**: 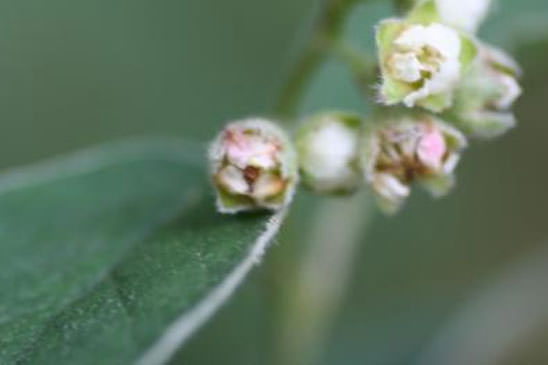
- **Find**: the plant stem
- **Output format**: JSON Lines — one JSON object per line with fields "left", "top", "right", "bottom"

{"left": 394, "top": 0, "right": 419, "bottom": 14}
{"left": 270, "top": 1, "right": 380, "bottom": 364}
{"left": 323, "top": 37, "right": 378, "bottom": 98}
{"left": 276, "top": 194, "right": 373, "bottom": 365}
{"left": 275, "top": 0, "right": 362, "bottom": 118}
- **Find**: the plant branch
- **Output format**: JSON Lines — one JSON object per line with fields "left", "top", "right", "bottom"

{"left": 270, "top": 2, "right": 378, "bottom": 364}
{"left": 276, "top": 194, "right": 373, "bottom": 365}
{"left": 323, "top": 36, "right": 379, "bottom": 99}
{"left": 275, "top": 0, "right": 362, "bottom": 118}
{"left": 394, "top": 0, "right": 419, "bottom": 14}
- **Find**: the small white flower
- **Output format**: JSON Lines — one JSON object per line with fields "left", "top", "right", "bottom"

{"left": 393, "top": 23, "right": 462, "bottom": 107}
{"left": 209, "top": 118, "right": 297, "bottom": 213}
{"left": 297, "top": 113, "right": 361, "bottom": 193}
{"left": 377, "top": 18, "right": 477, "bottom": 112}
{"left": 361, "top": 116, "right": 467, "bottom": 213}
{"left": 435, "top": 0, "right": 492, "bottom": 33}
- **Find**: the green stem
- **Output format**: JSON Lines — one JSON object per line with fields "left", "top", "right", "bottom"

{"left": 323, "top": 37, "right": 378, "bottom": 98}
{"left": 275, "top": 0, "right": 362, "bottom": 118}
{"left": 270, "top": 1, "right": 379, "bottom": 364}
{"left": 394, "top": 0, "right": 419, "bottom": 14}
{"left": 276, "top": 194, "right": 373, "bottom": 365}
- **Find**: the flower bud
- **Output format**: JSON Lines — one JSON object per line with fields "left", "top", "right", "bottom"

{"left": 376, "top": 4, "right": 477, "bottom": 112}
{"left": 449, "top": 44, "right": 522, "bottom": 138}
{"left": 361, "top": 115, "right": 467, "bottom": 213}
{"left": 209, "top": 118, "right": 298, "bottom": 213}
{"left": 296, "top": 112, "right": 362, "bottom": 194}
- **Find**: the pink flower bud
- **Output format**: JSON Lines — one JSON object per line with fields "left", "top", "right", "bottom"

{"left": 361, "top": 116, "right": 467, "bottom": 213}
{"left": 224, "top": 129, "right": 279, "bottom": 170}
{"left": 209, "top": 118, "right": 298, "bottom": 214}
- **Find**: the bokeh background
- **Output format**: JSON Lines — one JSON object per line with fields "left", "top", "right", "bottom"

{"left": 1, "top": 0, "right": 548, "bottom": 364}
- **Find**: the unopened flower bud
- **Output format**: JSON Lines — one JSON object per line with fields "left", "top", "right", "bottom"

{"left": 449, "top": 44, "right": 522, "bottom": 138}
{"left": 361, "top": 115, "right": 467, "bottom": 213}
{"left": 296, "top": 112, "right": 362, "bottom": 193}
{"left": 209, "top": 118, "right": 298, "bottom": 213}
{"left": 376, "top": 3, "right": 477, "bottom": 112}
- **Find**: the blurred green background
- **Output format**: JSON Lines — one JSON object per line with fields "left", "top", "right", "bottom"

{"left": 2, "top": 0, "right": 548, "bottom": 364}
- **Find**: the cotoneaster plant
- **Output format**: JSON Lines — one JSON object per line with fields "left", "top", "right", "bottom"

{"left": 201, "top": 1, "right": 522, "bottom": 361}
{"left": 0, "top": 1, "right": 527, "bottom": 364}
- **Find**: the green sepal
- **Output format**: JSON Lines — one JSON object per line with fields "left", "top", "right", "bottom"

{"left": 407, "top": 0, "right": 441, "bottom": 24}
{"left": 216, "top": 188, "right": 256, "bottom": 214}
{"left": 382, "top": 78, "right": 416, "bottom": 105}
{"left": 375, "top": 19, "right": 406, "bottom": 61}
{"left": 376, "top": 20, "right": 416, "bottom": 105}
{"left": 459, "top": 34, "right": 479, "bottom": 73}
{"left": 452, "top": 111, "right": 516, "bottom": 139}
{"left": 420, "top": 173, "right": 455, "bottom": 197}
{"left": 417, "top": 92, "right": 454, "bottom": 113}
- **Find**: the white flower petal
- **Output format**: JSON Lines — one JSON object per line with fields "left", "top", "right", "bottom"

{"left": 496, "top": 74, "right": 522, "bottom": 110}
{"left": 252, "top": 172, "right": 285, "bottom": 200}
{"left": 442, "top": 153, "right": 461, "bottom": 174}
{"left": 217, "top": 166, "right": 249, "bottom": 195}
{"left": 394, "top": 23, "right": 462, "bottom": 106}
{"left": 374, "top": 173, "right": 411, "bottom": 200}
{"left": 395, "top": 23, "right": 461, "bottom": 60}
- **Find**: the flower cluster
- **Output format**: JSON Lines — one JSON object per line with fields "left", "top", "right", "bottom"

{"left": 377, "top": 0, "right": 521, "bottom": 120}
{"left": 368, "top": 0, "right": 520, "bottom": 212}
{"left": 209, "top": 0, "right": 521, "bottom": 214}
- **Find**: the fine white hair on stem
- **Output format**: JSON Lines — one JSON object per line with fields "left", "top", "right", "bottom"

{"left": 417, "top": 245, "right": 548, "bottom": 365}
{"left": 136, "top": 208, "right": 288, "bottom": 365}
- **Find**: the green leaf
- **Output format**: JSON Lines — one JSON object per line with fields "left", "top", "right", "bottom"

{"left": 0, "top": 139, "right": 285, "bottom": 365}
